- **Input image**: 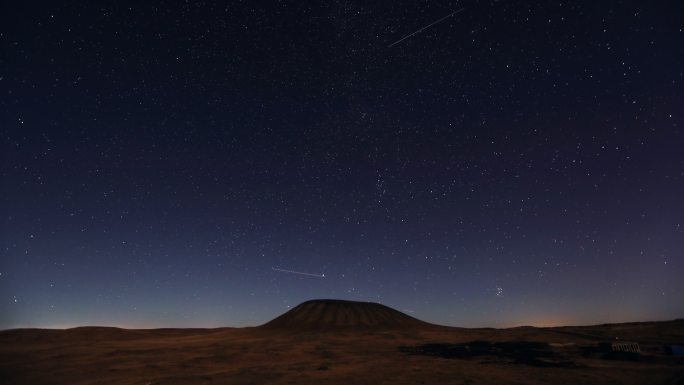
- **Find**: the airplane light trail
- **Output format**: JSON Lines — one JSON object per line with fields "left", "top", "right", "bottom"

{"left": 271, "top": 267, "right": 326, "bottom": 278}
{"left": 388, "top": 8, "right": 465, "bottom": 48}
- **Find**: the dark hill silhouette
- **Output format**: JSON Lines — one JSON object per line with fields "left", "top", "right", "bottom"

{"left": 260, "top": 299, "right": 435, "bottom": 330}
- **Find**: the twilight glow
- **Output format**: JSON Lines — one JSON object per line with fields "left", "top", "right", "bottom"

{"left": 1, "top": 1, "right": 683, "bottom": 329}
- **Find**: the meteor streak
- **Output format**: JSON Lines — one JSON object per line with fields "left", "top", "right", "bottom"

{"left": 271, "top": 267, "right": 326, "bottom": 278}
{"left": 388, "top": 8, "right": 465, "bottom": 48}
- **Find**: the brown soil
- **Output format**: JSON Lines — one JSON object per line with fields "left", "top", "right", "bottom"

{"left": 1, "top": 300, "right": 682, "bottom": 384}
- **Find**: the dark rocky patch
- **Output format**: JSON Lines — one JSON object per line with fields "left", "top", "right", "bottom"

{"left": 399, "top": 341, "right": 576, "bottom": 367}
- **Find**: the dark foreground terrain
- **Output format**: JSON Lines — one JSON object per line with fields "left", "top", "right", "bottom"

{"left": 1, "top": 300, "right": 683, "bottom": 384}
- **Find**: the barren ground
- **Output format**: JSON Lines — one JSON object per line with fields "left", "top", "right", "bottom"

{"left": 1, "top": 319, "right": 683, "bottom": 384}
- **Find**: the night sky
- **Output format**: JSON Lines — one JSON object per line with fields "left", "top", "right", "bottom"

{"left": 1, "top": 1, "right": 683, "bottom": 329}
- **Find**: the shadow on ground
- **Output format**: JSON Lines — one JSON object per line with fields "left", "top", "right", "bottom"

{"left": 399, "top": 341, "right": 576, "bottom": 367}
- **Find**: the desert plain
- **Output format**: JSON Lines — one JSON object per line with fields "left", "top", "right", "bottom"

{"left": 1, "top": 300, "right": 683, "bottom": 385}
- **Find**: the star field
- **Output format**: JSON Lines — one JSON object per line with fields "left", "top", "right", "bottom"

{"left": 1, "top": 0, "right": 683, "bottom": 328}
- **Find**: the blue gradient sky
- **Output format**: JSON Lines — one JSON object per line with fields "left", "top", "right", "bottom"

{"left": 1, "top": 0, "right": 683, "bottom": 329}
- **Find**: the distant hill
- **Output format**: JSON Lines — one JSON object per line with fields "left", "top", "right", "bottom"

{"left": 260, "top": 299, "right": 436, "bottom": 330}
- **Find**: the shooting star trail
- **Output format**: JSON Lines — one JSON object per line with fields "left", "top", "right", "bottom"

{"left": 271, "top": 267, "right": 326, "bottom": 278}
{"left": 388, "top": 8, "right": 465, "bottom": 48}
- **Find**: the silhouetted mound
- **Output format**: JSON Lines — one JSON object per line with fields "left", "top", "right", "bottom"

{"left": 261, "top": 299, "right": 434, "bottom": 330}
